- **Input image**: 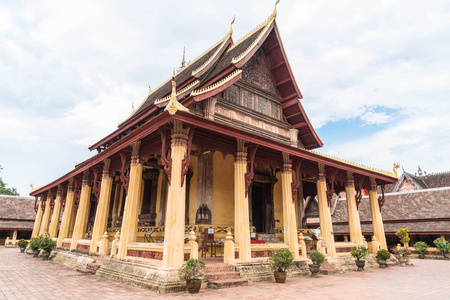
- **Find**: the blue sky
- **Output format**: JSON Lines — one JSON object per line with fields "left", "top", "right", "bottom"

{"left": 1, "top": 0, "right": 449, "bottom": 196}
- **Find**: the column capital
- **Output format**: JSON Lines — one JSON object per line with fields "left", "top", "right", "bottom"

{"left": 102, "top": 158, "right": 112, "bottom": 179}
{"left": 318, "top": 163, "right": 326, "bottom": 181}
{"left": 369, "top": 177, "right": 377, "bottom": 191}
{"left": 68, "top": 178, "right": 74, "bottom": 192}
{"left": 171, "top": 120, "right": 189, "bottom": 148}
{"left": 346, "top": 171, "right": 354, "bottom": 187}
{"left": 131, "top": 141, "right": 141, "bottom": 166}
{"left": 236, "top": 138, "right": 247, "bottom": 163}
{"left": 282, "top": 152, "right": 292, "bottom": 174}
{"left": 57, "top": 186, "right": 62, "bottom": 196}
{"left": 82, "top": 169, "right": 90, "bottom": 187}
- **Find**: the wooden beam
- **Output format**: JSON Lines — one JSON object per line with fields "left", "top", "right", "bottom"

{"left": 281, "top": 98, "right": 299, "bottom": 109}
{"left": 275, "top": 77, "right": 291, "bottom": 87}
{"left": 292, "top": 122, "right": 308, "bottom": 129}
{"left": 265, "top": 43, "right": 279, "bottom": 54}
{"left": 270, "top": 61, "right": 285, "bottom": 71}
{"left": 281, "top": 92, "right": 298, "bottom": 102}
{"left": 299, "top": 132, "right": 312, "bottom": 139}
{"left": 286, "top": 112, "right": 303, "bottom": 119}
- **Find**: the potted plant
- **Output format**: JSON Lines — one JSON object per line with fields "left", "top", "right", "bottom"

{"left": 29, "top": 236, "right": 42, "bottom": 257}
{"left": 433, "top": 238, "right": 450, "bottom": 260}
{"left": 376, "top": 249, "right": 391, "bottom": 268}
{"left": 392, "top": 247, "right": 411, "bottom": 266}
{"left": 413, "top": 241, "right": 428, "bottom": 259}
{"left": 308, "top": 250, "right": 325, "bottom": 278}
{"left": 39, "top": 233, "right": 56, "bottom": 260}
{"left": 18, "top": 239, "right": 28, "bottom": 253}
{"left": 267, "top": 248, "right": 294, "bottom": 283}
{"left": 178, "top": 258, "right": 205, "bottom": 293}
{"left": 395, "top": 228, "right": 410, "bottom": 248}
{"left": 351, "top": 246, "right": 370, "bottom": 271}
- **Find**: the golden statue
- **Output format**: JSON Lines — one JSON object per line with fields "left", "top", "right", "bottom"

{"left": 393, "top": 162, "right": 400, "bottom": 178}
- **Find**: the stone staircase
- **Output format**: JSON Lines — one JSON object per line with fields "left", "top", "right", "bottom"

{"left": 319, "top": 262, "right": 341, "bottom": 275}
{"left": 258, "top": 233, "right": 281, "bottom": 243}
{"left": 205, "top": 264, "right": 248, "bottom": 289}
{"left": 76, "top": 257, "right": 105, "bottom": 275}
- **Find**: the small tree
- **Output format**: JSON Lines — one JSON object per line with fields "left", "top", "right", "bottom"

{"left": 178, "top": 259, "right": 205, "bottom": 282}
{"left": 0, "top": 165, "right": 19, "bottom": 196}
{"left": 268, "top": 248, "right": 294, "bottom": 273}
{"left": 413, "top": 241, "right": 428, "bottom": 255}
{"left": 395, "top": 228, "right": 410, "bottom": 248}
{"left": 433, "top": 238, "right": 450, "bottom": 254}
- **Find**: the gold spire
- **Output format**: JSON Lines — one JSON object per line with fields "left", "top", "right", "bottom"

{"left": 393, "top": 162, "right": 400, "bottom": 178}
{"left": 148, "top": 84, "right": 151, "bottom": 94}
{"left": 228, "top": 15, "right": 236, "bottom": 37}
{"left": 132, "top": 102, "right": 135, "bottom": 113}
{"left": 271, "top": 0, "right": 280, "bottom": 20}
{"left": 164, "top": 71, "right": 189, "bottom": 115}
{"left": 181, "top": 47, "right": 186, "bottom": 68}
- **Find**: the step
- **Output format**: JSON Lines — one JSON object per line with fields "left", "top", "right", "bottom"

{"left": 320, "top": 263, "right": 341, "bottom": 275}
{"left": 204, "top": 264, "right": 234, "bottom": 273}
{"left": 206, "top": 271, "right": 241, "bottom": 281}
{"left": 208, "top": 278, "right": 248, "bottom": 289}
{"left": 76, "top": 269, "right": 95, "bottom": 275}
{"left": 87, "top": 263, "right": 102, "bottom": 271}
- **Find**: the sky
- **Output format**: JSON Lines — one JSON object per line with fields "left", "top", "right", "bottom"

{"left": 0, "top": 0, "right": 449, "bottom": 196}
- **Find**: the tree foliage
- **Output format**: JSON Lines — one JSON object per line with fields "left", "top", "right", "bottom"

{"left": 0, "top": 165, "right": 19, "bottom": 196}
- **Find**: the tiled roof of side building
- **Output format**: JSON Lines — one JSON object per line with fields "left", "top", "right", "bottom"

{"left": 421, "top": 171, "right": 450, "bottom": 188}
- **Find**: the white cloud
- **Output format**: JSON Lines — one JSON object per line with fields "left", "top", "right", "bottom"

{"left": 0, "top": 0, "right": 449, "bottom": 195}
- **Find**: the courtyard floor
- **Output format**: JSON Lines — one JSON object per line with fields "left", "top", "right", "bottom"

{"left": 0, "top": 247, "right": 449, "bottom": 300}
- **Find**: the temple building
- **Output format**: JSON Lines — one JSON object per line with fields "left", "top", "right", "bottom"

{"left": 332, "top": 167, "right": 450, "bottom": 248}
{"left": 1, "top": 195, "right": 35, "bottom": 246}
{"left": 30, "top": 3, "right": 397, "bottom": 292}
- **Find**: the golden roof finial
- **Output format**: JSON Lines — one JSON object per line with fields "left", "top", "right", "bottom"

{"left": 393, "top": 162, "right": 400, "bottom": 178}
{"left": 30, "top": 184, "right": 34, "bottom": 192}
{"left": 181, "top": 47, "right": 186, "bottom": 68}
{"left": 271, "top": 0, "right": 280, "bottom": 20}
{"left": 228, "top": 15, "right": 236, "bottom": 37}
{"left": 148, "top": 84, "right": 151, "bottom": 94}
{"left": 132, "top": 102, "right": 135, "bottom": 113}
{"left": 164, "top": 70, "right": 189, "bottom": 115}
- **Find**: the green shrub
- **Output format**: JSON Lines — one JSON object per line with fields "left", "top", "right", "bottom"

{"left": 18, "top": 239, "right": 28, "bottom": 249}
{"left": 268, "top": 248, "right": 294, "bottom": 273}
{"left": 376, "top": 249, "right": 391, "bottom": 260}
{"left": 413, "top": 241, "right": 428, "bottom": 255}
{"left": 178, "top": 259, "right": 205, "bottom": 281}
{"left": 433, "top": 238, "right": 450, "bottom": 254}
{"left": 39, "top": 233, "right": 56, "bottom": 252}
{"left": 29, "top": 236, "right": 42, "bottom": 250}
{"left": 351, "top": 246, "right": 370, "bottom": 260}
{"left": 309, "top": 250, "right": 325, "bottom": 265}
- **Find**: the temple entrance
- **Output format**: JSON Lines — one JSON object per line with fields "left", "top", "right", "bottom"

{"left": 250, "top": 180, "right": 275, "bottom": 234}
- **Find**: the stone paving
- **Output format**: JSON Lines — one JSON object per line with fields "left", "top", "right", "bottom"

{"left": 1, "top": 247, "right": 449, "bottom": 300}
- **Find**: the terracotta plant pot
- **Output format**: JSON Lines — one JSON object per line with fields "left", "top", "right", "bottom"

{"left": 274, "top": 272, "right": 287, "bottom": 283}
{"left": 355, "top": 260, "right": 365, "bottom": 271}
{"left": 186, "top": 279, "right": 202, "bottom": 294}
{"left": 32, "top": 250, "right": 40, "bottom": 258}
{"left": 309, "top": 264, "right": 321, "bottom": 278}
{"left": 378, "top": 259, "right": 387, "bottom": 269}
{"left": 20, "top": 248, "right": 25, "bottom": 253}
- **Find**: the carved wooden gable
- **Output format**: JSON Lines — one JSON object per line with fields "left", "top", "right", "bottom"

{"left": 242, "top": 48, "right": 277, "bottom": 95}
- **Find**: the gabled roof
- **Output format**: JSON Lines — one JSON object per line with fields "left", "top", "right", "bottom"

{"left": 389, "top": 170, "right": 450, "bottom": 192}
{"left": 90, "top": 11, "right": 323, "bottom": 152}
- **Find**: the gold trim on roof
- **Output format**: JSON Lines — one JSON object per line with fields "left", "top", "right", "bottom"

{"left": 191, "top": 69, "right": 242, "bottom": 96}
{"left": 301, "top": 148, "right": 396, "bottom": 178}
{"left": 164, "top": 75, "right": 189, "bottom": 115}
{"left": 154, "top": 79, "right": 200, "bottom": 105}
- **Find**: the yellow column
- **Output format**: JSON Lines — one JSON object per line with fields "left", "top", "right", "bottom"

{"left": 345, "top": 172, "right": 364, "bottom": 245}
{"left": 71, "top": 170, "right": 92, "bottom": 250}
{"left": 57, "top": 180, "right": 75, "bottom": 247}
{"left": 162, "top": 121, "right": 189, "bottom": 268}
{"left": 369, "top": 178, "right": 388, "bottom": 250}
{"left": 316, "top": 163, "right": 336, "bottom": 257}
{"left": 90, "top": 159, "right": 113, "bottom": 254}
{"left": 12, "top": 230, "right": 17, "bottom": 244}
{"left": 117, "top": 141, "right": 143, "bottom": 259}
{"left": 39, "top": 194, "right": 53, "bottom": 235}
{"left": 281, "top": 153, "right": 300, "bottom": 260}
{"left": 234, "top": 139, "right": 251, "bottom": 263}
{"left": 31, "top": 200, "right": 44, "bottom": 237}
{"left": 48, "top": 188, "right": 63, "bottom": 239}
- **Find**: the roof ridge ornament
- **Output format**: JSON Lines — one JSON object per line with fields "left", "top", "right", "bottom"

{"left": 271, "top": 0, "right": 280, "bottom": 20}
{"left": 164, "top": 71, "right": 189, "bottom": 115}
{"left": 228, "top": 15, "right": 236, "bottom": 37}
